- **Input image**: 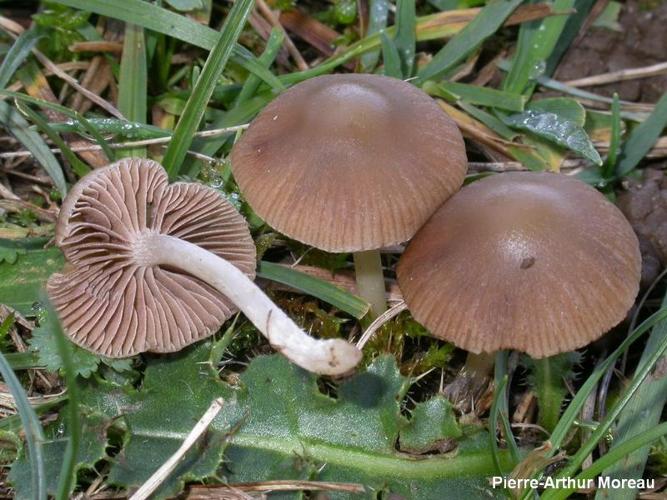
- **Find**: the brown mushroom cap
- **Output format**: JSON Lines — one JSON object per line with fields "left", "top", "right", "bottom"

{"left": 47, "top": 158, "right": 256, "bottom": 357}
{"left": 230, "top": 74, "right": 467, "bottom": 252}
{"left": 397, "top": 172, "right": 641, "bottom": 358}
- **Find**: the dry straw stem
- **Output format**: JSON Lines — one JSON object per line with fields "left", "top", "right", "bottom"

{"left": 130, "top": 398, "right": 225, "bottom": 500}
{"left": 255, "top": 0, "right": 308, "bottom": 71}
{"left": 564, "top": 61, "right": 667, "bottom": 88}
{"left": 187, "top": 480, "right": 365, "bottom": 498}
{"left": 356, "top": 301, "right": 408, "bottom": 349}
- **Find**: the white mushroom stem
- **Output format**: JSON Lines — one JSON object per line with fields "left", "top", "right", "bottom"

{"left": 141, "top": 233, "right": 362, "bottom": 375}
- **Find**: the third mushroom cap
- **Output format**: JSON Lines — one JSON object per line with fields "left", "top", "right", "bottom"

{"left": 397, "top": 172, "right": 642, "bottom": 358}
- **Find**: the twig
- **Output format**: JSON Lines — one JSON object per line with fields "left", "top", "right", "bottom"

{"left": 356, "top": 301, "right": 408, "bottom": 349}
{"left": 564, "top": 61, "right": 667, "bottom": 88}
{"left": 256, "top": 0, "right": 309, "bottom": 71}
{"left": 68, "top": 41, "right": 124, "bottom": 54}
{"left": 130, "top": 398, "right": 225, "bottom": 500}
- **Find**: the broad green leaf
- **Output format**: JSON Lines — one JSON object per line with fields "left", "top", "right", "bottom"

{"left": 505, "top": 98, "right": 602, "bottom": 165}
{"left": 0, "top": 247, "right": 64, "bottom": 315}
{"left": 0, "top": 246, "right": 25, "bottom": 264}
{"left": 9, "top": 412, "right": 108, "bottom": 500}
{"left": 27, "top": 319, "right": 100, "bottom": 378}
{"left": 399, "top": 396, "right": 462, "bottom": 453}
{"left": 528, "top": 97, "right": 585, "bottom": 126}
{"left": 72, "top": 344, "right": 514, "bottom": 499}
{"left": 102, "top": 350, "right": 238, "bottom": 498}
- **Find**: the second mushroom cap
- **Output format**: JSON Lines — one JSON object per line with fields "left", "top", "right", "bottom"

{"left": 397, "top": 172, "right": 642, "bottom": 358}
{"left": 230, "top": 73, "right": 467, "bottom": 253}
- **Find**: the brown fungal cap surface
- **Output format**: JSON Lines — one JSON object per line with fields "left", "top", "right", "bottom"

{"left": 230, "top": 74, "right": 467, "bottom": 252}
{"left": 397, "top": 172, "right": 641, "bottom": 358}
{"left": 48, "top": 158, "right": 256, "bottom": 357}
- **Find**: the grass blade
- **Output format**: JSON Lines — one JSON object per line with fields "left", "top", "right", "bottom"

{"left": 489, "top": 373, "right": 509, "bottom": 475}
{"left": 162, "top": 0, "right": 254, "bottom": 178}
{"left": 381, "top": 33, "right": 402, "bottom": 79}
{"left": 42, "top": 299, "right": 80, "bottom": 500}
{"left": 594, "top": 292, "right": 667, "bottom": 500}
{"left": 600, "top": 93, "right": 621, "bottom": 179}
{"left": 0, "top": 102, "right": 67, "bottom": 196}
{"left": 51, "top": 0, "right": 283, "bottom": 91}
{"left": 117, "top": 23, "right": 147, "bottom": 158}
{"left": 616, "top": 92, "right": 667, "bottom": 177}
{"left": 425, "top": 80, "right": 527, "bottom": 112}
{"left": 233, "top": 28, "right": 283, "bottom": 108}
{"left": 257, "top": 261, "right": 370, "bottom": 319}
{"left": 3, "top": 352, "right": 42, "bottom": 370}
{"left": 578, "top": 423, "right": 667, "bottom": 488}
{"left": 359, "top": 0, "right": 390, "bottom": 72}
{"left": 542, "top": 308, "right": 667, "bottom": 498}
{"left": 0, "top": 89, "right": 114, "bottom": 162}
{"left": 550, "top": 307, "right": 667, "bottom": 453}
{"left": 544, "top": 0, "right": 595, "bottom": 75}
{"left": 0, "top": 316, "right": 46, "bottom": 500}
{"left": 0, "top": 29, "right": 41, "bottom": 89}
{"left": 393, "top": 0, "right": 416, "bottom": 78}
{"left": 14, "top": 100, "right": 90, "bottom": 177}
{"left": 502, "top": 0, "right": 576, "bottom": 96}
{"left": 417, "top": 0, "right": 523, "bottom": 82}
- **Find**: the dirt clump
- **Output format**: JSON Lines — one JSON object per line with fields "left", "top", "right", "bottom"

{"left": 555, "top": 0, "right": 667, "bottom": 103}
{"left": 617, "top": 169, "right": 667, "bottom": 286}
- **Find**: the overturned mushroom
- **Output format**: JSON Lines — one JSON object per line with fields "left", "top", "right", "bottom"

{"left": 231, "top": 73, "right": 467, "bottom": 315}
{"left": 47, "top": 158, "right": 361, "bottom": 375}
{"left": 397, "top": 172, "right": 641, "bottom": 400}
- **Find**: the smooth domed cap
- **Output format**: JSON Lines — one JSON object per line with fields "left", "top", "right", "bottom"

{"left": 48, "top": 158, "right": 256, "bottom": 357}
{"left": 230, "top": 74, "right": 467, "bottom": 252}
{"left": 397, "top": 172, "right": 641, "bottom": 358}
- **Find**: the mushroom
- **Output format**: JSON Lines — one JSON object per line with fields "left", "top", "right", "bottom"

{"left": 397, "top": 172, "right": 641, "bottom": 398}
{"left": 230, "top": 74, "right": 467, "bottom": 315}
{"left": 47, "top": 158, "right": 362, "bottom": 375}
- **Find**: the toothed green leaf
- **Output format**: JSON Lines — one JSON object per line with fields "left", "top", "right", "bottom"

{"left": 67, "top": 343, "right": 514, "bottom": 499}
{"left": 8, "top": 412, "right": 109, "bottom": 500}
